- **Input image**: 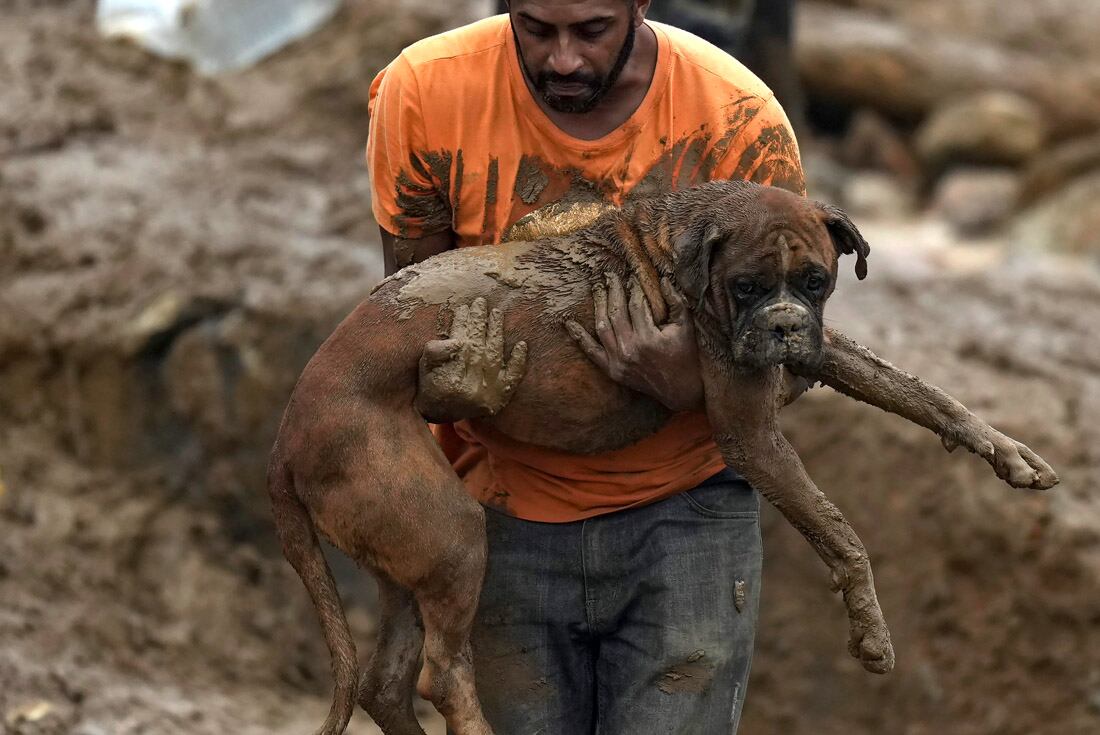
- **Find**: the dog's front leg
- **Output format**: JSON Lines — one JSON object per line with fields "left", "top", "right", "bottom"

{"left": 807, "top": 327, "right": 1058, "bottom": 490}
{"left": 703, "top": 362, "right": 895, "bottom": 674}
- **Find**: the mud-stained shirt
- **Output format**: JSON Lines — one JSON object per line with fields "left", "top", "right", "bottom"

{"left": 367, "top": 14, "right": 805, "bottom": 523}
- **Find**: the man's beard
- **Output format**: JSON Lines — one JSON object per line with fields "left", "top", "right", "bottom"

{"left": 515, "top": 23, "right": 636, "bottom": 114}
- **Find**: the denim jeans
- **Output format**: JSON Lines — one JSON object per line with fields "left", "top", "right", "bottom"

{"left": 469, "top": 468, "right": 762, "bottom": 735}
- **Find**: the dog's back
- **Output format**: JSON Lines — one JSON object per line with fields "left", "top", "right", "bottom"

{"left": 277, "top": 233, "right": 670, "bottom": 470}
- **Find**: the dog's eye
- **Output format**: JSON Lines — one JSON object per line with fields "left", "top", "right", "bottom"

{"left": 733, "top": 280, "right": 757, "bottom": 298}
{"left": 805, "top": 274, "right": 826, "bottom": 293}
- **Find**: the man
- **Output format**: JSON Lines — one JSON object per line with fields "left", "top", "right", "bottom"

{"left": 367, "top": 1, "right": 802, "bottom": 731}
{"left": 498, "top": 0, "right": 806, "bottom": 132}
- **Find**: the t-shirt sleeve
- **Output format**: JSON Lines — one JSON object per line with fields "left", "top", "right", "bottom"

{"left": 718, "top": 93, "right": 807, "bottom": 196}
{"left": 366, "top": 55, "right": 452, "bottom": 239}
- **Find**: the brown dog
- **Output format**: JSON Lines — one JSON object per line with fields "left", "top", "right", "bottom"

{"left": 267, "top": 180, "right": 1057, "bottom": 735}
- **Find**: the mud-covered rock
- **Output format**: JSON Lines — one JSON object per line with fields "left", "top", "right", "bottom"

{"left": 915, "top": 92, "right": 1047, "bottom": 170}
{"left": 932, "top": 168, "right": 1022, "bottom": 236}
{"left": 822, "top": 0, "right": 1100, "bottom": 66}
{"left": 839, "top": 108, "right": 922, "bottom": 183}
{"left": 1011, "top": 173, "right": 1100, "bottom": 257}
{"left": 842, "top": 172, "right": 915, "bottom": 217}
{"left": 797, "top": 4, "right": 1100, "bottom": 141}
{"left": 1019, "top": 133, "right": 1100, "bottom": 206}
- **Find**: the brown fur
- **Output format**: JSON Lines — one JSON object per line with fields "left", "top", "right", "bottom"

{"left": 267, "top": 180, "right": 1057, "bottom": 735}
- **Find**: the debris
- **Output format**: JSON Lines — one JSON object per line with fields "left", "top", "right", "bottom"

{"left": 5, "top": 700, "right": 54, "bottom": 727}
{"left": 95, "top": 0, "right": 341, "bottom": 75}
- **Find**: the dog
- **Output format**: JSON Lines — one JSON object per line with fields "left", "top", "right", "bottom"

{"left": 267, "top": 179, "right": 1057, "bottom": 735}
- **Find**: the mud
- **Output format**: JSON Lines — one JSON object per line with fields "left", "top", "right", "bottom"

{"left": 656, "top": 650, "right": 715, "bottom": 695}
{"left": 394, "top": 167, "right": 452, "bottom": 239}
{"left": 2, "top": 2, "right": 1099, "bottom": 735}
{"left": 513, "top": 155, "right": 550, "bottom": 205}
{"left": 501, "top": 200, "right": 613, "bottom": 242}
{"left": 414, "top": 297, "right": 528, "bottom": 423}
{"left": 479, "top": 157, "right": 500, "bottom": 240}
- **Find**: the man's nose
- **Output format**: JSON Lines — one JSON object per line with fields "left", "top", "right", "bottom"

{"left": 548, "top": 35, "right": 584, "bottom": 76}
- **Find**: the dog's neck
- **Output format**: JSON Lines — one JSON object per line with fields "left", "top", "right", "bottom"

{"left": 576, "top": 180, "right": 765, "bottom": 327}
{"left": 585, "top": 207, "right": 671, "bottom": 324}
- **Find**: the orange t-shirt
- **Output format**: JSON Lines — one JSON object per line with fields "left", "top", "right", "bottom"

{"left": 367, "top": 15, "right": 805, "bottom": 523}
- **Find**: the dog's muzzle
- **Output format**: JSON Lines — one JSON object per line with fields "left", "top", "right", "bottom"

{"left": 734, "top": 301, "right": 823, "bottom": 370}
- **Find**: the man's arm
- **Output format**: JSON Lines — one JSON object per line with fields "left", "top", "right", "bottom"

{"left": 367, "top": 55, "right": 528, "bottom": 421}
{"left": 568, "top": 273, "right": 705, "bottom": 412}
{"left": 380, "top": 227, "right": 453, "bottom": 277}
{"left": 380, "top": 226, "right": 528, "bottom": 423}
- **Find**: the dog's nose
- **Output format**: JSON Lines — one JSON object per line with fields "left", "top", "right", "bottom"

{"left": 758, "top": 303, "right": 806, "bottom": 340}
{"left": 770, "top": 310, "right": 802, "bottom": 338}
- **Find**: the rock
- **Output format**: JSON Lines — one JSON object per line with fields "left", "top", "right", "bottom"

{"left": 915, "top": 92, "right": 1047, "bottom": 169}
{"left": 1011, "top": 172, "right": 1100, "bottom": 256}
{"left": 71, "top": 726, "right": 109, "bottom": 735}
{"left": 1020, "top": 133, "right": 1100, "bottom": 206}
{"left": 796, "top": 4, "right": 1100, "bottom": 140}
{"left": 932, "top": 168, "right": 1022, "bottom": 235}
{"left": 802, "top": 148, "right": 851, "bottom": 207}
{"left": 840, "top": 108, "right": 921, "bottom": 183}
{"left": 4, "top": 701, "right": 54, "bottom": 727}
{"left": 842, "top": 172, "right": 915, "bottom": 217}
{"left": 827, "top": 0, "right": 1100, "bottom": 68}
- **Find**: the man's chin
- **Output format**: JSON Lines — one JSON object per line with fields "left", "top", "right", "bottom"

{"left": 541, "top": 91, "right": 600, "bottom": 114}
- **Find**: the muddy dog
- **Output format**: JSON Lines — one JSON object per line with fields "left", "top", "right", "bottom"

{"left": 267, "top": 180, "right": 1057, "bottom": 735}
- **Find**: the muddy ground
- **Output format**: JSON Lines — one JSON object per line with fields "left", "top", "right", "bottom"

{"left": 1, "top": 1, "right": 1098, "bottom": 734}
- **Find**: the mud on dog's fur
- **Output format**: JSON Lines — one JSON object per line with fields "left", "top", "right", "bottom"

{"left": 267, "top": 180, "right": 1058, "bottom": 735}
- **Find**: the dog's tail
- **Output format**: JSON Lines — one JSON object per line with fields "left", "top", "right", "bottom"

{"left": 268, "top": 461, "right": 357, "bottom": 735}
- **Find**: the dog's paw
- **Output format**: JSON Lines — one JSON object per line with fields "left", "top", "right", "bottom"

{"left": 847, "top": 619, "right": 895, "bottom": 675}
{"left": 986, "top": 433, "right": 1059, "bottom": 490}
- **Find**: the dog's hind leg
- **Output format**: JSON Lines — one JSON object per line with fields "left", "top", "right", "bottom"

{"left": 311, "top": 412, "right": 494, "bottom": 735}
{"left": 414, "top": 528, "right": 492, "bottom": 735}
{"left": 705, "top": 366, "right": 895, "bottom": 674}
{"left": 359, "top": 575, "right": 426, "bottom": 735}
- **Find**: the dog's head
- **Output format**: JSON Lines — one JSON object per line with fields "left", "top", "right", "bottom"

{"left": 672, "top": 183, "right": 869, "bottom": 372}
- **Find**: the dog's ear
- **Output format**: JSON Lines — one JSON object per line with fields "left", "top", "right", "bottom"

{"left": 673, "top": 220, "right": 724, "bottom": 309}
{"left": 819, "top": 204, "right": 870, "bottom": 280}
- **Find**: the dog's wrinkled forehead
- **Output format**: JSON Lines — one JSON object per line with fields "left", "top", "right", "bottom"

{"left": 710, "top": 189, "right": 836, "bottom": 266}
{"left": 762, "top": 189, "right": 837, "bottom": 253}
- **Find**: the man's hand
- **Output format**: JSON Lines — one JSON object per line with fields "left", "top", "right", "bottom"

{"left": 415, "top": 297, "right": 528, "bottom": 423}
{"left": 566, "top": 273, "right": 704, "bottom": 412}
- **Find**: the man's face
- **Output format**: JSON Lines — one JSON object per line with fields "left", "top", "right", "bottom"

{"left": 509, "top": 0, "right": 641, "bottom": 114}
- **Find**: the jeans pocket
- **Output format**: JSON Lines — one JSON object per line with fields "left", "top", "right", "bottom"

{"left": 679, "top": 471, "right": 760, "bottom": 519}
